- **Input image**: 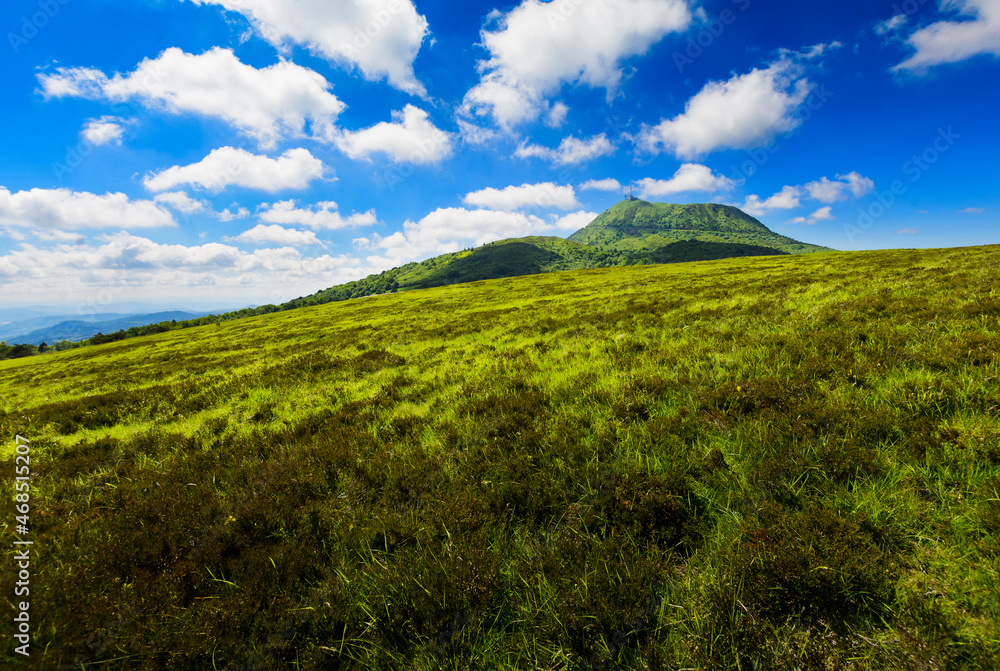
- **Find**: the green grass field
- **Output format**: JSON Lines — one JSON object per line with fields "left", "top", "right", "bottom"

{"left": 1, "top": 245, "right": 998, "bottom": 669}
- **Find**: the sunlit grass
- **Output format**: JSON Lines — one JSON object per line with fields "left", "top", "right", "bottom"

{"left": 1, "top": 246, "right": 998, "bottom": 668}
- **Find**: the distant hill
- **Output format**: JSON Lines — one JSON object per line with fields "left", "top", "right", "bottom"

{"left": 2, "top": 201, "right": 829, "bottom": 350}
{"left": 286, "top": 200, "right": 828, "bottom": 308}
{"left": 567, "top": 200, "right": 828, "bottom": 254}
{"left": 6, "top": 311, "right": 211, "bottom": 345}
{"left": 0, "top": 313, "right": 133, "bottom": 343}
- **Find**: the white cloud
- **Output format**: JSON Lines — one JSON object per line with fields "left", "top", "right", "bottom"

{"left": 804, "top": 172, "right": 875, "bottom": 203}
{"left": 551, "top": 210, "right": 599, "bottom": 231}
{"left": 0, "top": 187, "right": 175, "bottom": 231}
{"left": 187, "top": 0, "right": 429, "bottom": 95}
{"left": 258, "top": 200, "right": 378, "bottom": 230}
{"left": 361, "top": 206, "right": 597, "bottom": 266}
{"left": 875, "top": 14, "right": 909, "bottom": 36}
{"left": 462, "top": 182, "right": 580, "bottom": 211}
{"left": 81, "top": 116, "right": 128, "bottom": 146}
{"left": 457, "top": 120, "right": 502, "bottom": 147}
{"left": 896, "top": 227, "right": 920, "bottom": 234}
{"left": 635, "top": 164, "right": 735, "bottom": 199}
{"left": 514, "top": 134, "right": 616, "bottom": 166}
{"left": 143, "top": 147, "right": 326, "bottom": 193}
{"left": 462, "top": 0, "right": 692, "bottom": 127}
{"left": 335, "top": 105, "right": 452, "bottom": 164}
{"left": 744, "top": 172, "right": 874, "bottom": 217}
{"left": 228, "top": 224, "right": 322, "bottom": 247}
{"left": 638, "top": 57, "right": 813, "bottom": 158}
{"left": 0, "top": 232, "right": 367, "bottom": 304}
{"left": 217, "top": 207, "right": 250, "bottom": 222}
{"left": 789, "top": 206, "right": 834, "bottom": 225}
{"left": 742, "top": 186, "right": 803, "bottom": 216}
{"left": 894, "top": 0, "right": 1000, "bottom": 72}
{"left": 579, "top": 178, "right": 623, "bottom": 192}
{"left": 39, "top": 48, "right": 345, "bottom": 148}
{"left": 958, "top": 207, "right": 986, "bottom": 213}
{"left": 154, "top": 191, "right": 209, "bottom": 214}
{"left": 546, "top": 102, "right": 569, "bottom": 127}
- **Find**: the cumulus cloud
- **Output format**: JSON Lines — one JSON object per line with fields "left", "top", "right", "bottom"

{"left": 742, "top": 186, "right": 802, "bottom": 216}
{"left": 186, "top": 0, "right": 429, "bottom": 95}
{"left": 638, "top": 56, "right": 815, "bottom": 158}
{"left": 39, "top": 48, "right": 345, "bottom": 148}
{"left": 579, "top": 178, "right": 623, "bottom": 192}
{"left": 154, "top": 191, "right": 210, "bottom": 214}
{"left": 228, "top": 224, "right": 322, "bottom": 247}
{"left": 143, "top": 147, "right": 326, "bottom": 193}
{"left": 743, "top": 171, "right": 874, "bottom": 218}
{"left": 462, "top": 0, "right": 692, "bottom": 127}
{"left": 335, "top": 105, "right": 452, "bottom": 164}
{"left": 804, "top": 172, "right": 875, "bottom": 203}
{"left": 0, "top": 232, "right": 367, "bottom": 303}
{"left": 258, "top": 200, "right": 378, "bottom": 230}
{"left": 360, "top": 206, "right": 598, "bottom": 266}
{"left": 0, "top": 187, "right": 175, "bottom": 230}
{"left": 635, "top": 164, "right": 735, "bottom": 199}
{"left": 81, "top": 116, "right": 128, "bottom": 146}
{"left": 514, "top": 134, "right": 616, "bottom": 166}
{"left": 894, "top": 0, "right": 1000, "bottom": 72}
{"left": 789, "top": 206, "right": 834, "bottom": 225}
{"left": 462, "top": 182, "right": 580, "bottom": 211}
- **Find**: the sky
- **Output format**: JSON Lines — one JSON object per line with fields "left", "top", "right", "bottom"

{"left": 0, "top": 0, "right": 998, "bottom": 311}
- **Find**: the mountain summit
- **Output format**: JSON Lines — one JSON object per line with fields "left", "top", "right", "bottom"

{"left": 567, "top": 200, "right": 828, "bottom": 254}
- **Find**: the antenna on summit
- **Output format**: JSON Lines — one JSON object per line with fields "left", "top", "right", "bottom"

{"left": 625, "top": 180, "right": 636, "bottom": 201}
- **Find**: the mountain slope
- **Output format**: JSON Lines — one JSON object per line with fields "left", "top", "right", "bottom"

{"left": 567, "top": 200, "right": 828, "bottom": 254}
{"left": 8, "top": 311, "right": 211, "bottom": 345}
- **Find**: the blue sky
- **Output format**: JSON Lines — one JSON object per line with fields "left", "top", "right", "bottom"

{"left": 1, "top": 0, "right": 998, "bottom": 310}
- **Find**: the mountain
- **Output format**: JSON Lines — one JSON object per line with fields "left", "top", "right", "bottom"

{"left": 0, "top": 313, "right": 133, "bottom": 343}
{"left": 285, "top": 200, "right": 829, "bottom": 307}
{"left": 2, "top": 201, "right": 828, "bottom": 351}
{"left": 567, "top": 200, "right": 828, "bottom": 254}
{"left": 5, "top": 311, "right": 212, "bottom": 345}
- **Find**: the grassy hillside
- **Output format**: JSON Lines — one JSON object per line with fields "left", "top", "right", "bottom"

{"left": 567, "top": 200, "right": 829, "bottom": 254}
{"left": 2, "top": 246, "right": 998, "bottom": 669}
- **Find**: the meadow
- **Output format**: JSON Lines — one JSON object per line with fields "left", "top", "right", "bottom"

{"left": 1, "top": 244, "right": 998, "bottom": 669}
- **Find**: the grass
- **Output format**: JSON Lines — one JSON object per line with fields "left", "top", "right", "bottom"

{"left": 0, "top": 245, "right": 998, "bottom": 669}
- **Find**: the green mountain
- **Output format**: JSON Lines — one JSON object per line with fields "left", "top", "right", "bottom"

{"left": 1, "top": 200, "right": 831, "bottom": 357}
{"left": 294, "top": 200, "right": 828, "bottom": 305}
{"left": 567, "top": 200, "right": 828, "bottom": 254}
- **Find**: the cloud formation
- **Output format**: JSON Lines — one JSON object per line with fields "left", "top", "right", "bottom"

{"left": 894, "top": 0, "right": 1000, "bottom": 72}
{"left": 336, "top": 105, "right": 452, "bottom": 164}
{"left": 143, "top": 147, "right": 326, "bottom": 193}
{"left": 229, "top": 224, "right": 322, "bottom": 247}
{"left": 258, "top": 200, "right": 378, "bottom": 230}
{"left": 462, "top": 182, "right": 580, "bottom": 211}
{"left": 462, "top": 0, "right": 692, "bottom": 127}
{"left": 0, "top": 187, "right": 175, "bottom": 231}
{"left": 636, "top": 164, "right": 735, "bottom": 198}
{"left": 187, "top": 0, "right": 430, "bottom": 94}
{"left": 514, "top": 134, "right": 616, "bottom": 166}
{"left": 39, "top": 48, "right": 345, "bottom": 148}
{"left": 638, "top": 56, "right": 816, "bottom": 158}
